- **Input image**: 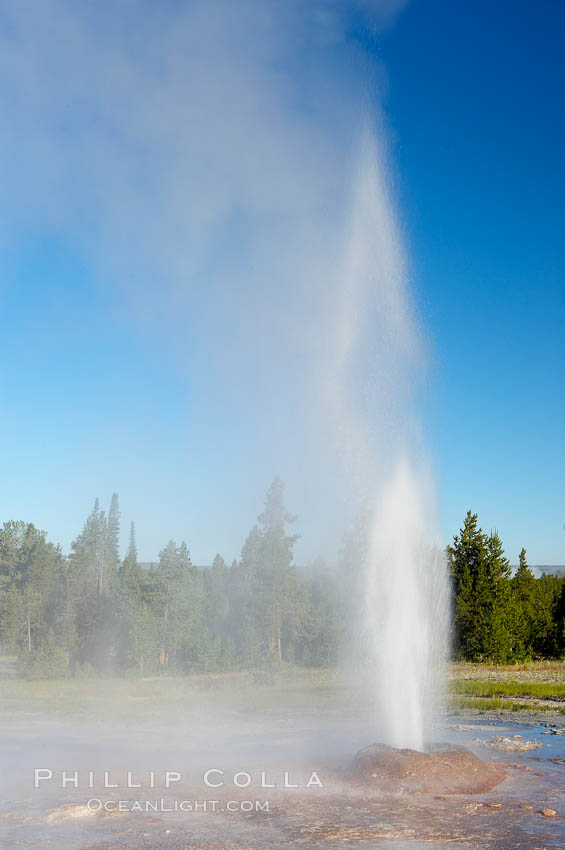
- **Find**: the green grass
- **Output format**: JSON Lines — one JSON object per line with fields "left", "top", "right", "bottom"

{"left": 452, "top": 660, "right": 565, "bottom": 670}
{"left": 451, "top": 695, "right": 534, "bottom": 711}
{"left": 0, "top": 668, "right": 348, "bottom": 720}
{"left": 449, "top": 665, "right": 565, "bottom": 713}
{"left": 450, "top": 694, "right": 565, "bottom": 714}
{"left": 450, "top": 679, "right": 565, "bottom": 700}
{"left": 2, "top": 662, "right": 565, "bottom": 722}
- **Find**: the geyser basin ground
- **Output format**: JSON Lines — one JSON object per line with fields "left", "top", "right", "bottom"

{"left": 353, "top": 742, "right": 505, "bottom": 795}
{"left": 1, "top": 673, "right": 564, "bottom": 849}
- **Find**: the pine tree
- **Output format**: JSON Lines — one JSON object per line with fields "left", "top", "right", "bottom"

{"left": 70, "top": 498, "right": 107, "bottom": 598}
{"left": 106, "top": 492, "right": 121, "bottom": 576}
{"left": 483, "top": 530, "right": 517, "bottom": 661}
{"left": 534, "top": 573, "right": 563, "bottom": 656}
{"left": 115, "top": 520, "right": 152, "bottom": 673}
{"left": 512, "top": 547, "right": 537, "bottom": 657}
{"left": 230, "top": 528, "right": 262, "bottom": 667}
{"left": 203, "top": 555, "right": 230, "bottom": 668}
{"left": 128, "top": 521, "right": 138, "bottom": 560}
{"left": 256, "top": 476, "right": 299, "bottom": 663}
{"left": 67, "top": 497, "right": 118, "bottom": 670}
{"left": 448, "top": 511, "right": 489, "bottom": 659}
{"left": 120, "top": 522, "right": 143, "bottom": 598}
{"left": 448, "top": 512, "right": 518, "bottom": 662}
{"left": 302, "top": 559, "right": 342, "bottom": 667}
{"left": 0, "top": 521, "right": 62, "bottom": 670}
{"left": 152, "top": 540, "right": 203, "bottom": 671}
{"left": 337, "top": 505, "right": 371, "bottom": 667}
{"left": 554, "top": 579, "right": 565, "bottom": 655}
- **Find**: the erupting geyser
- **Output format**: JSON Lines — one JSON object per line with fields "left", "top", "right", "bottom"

{"left": 363, "top": 457, "right": 449, "bottom": 751}
{"left": 328, "top": 127, "right": 499, "bottom": 798}
{"left": 335, "top": 133, "right": 450, "bottom": 753}
{"left": 338, "top": 133, "right": 499, "bottom": 803}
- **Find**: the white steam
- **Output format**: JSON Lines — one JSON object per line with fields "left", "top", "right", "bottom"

{"left": 0, "top": 0, "right": 410, "bottom": 559}
{"left": 330, "top": 136, "right": 449, "bottom": 749}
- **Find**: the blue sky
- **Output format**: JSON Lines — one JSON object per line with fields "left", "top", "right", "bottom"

{"left": 0, "top": 0, "right": 563, "bottom": 565}
{"left": 377, "top": 0, "right": 565, "bottom": 564}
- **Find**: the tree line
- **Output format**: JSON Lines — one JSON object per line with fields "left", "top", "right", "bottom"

{"left": 0, "top": 478, "right": 341, "bottom": 678}
{"left": 449, "top": 510, "right": 565, "bottom": 661}
{"left": 0, "top": 487, "right": 564, "bottom": 678}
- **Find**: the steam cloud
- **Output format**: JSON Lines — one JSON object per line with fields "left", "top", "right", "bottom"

{"left": 0, "top": 0, "right": 420, "bottom": 561}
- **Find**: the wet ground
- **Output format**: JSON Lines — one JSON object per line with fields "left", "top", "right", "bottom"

{"left": 1, "top": 689, "right": 564, "bottom": 849}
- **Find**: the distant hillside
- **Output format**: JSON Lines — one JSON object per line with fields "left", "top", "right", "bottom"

{"left": 531, "top": 565, "right": 565, "bottom": 577}
{"left": 139, "top": 562, "right": 212, "bottom": 571}
{"left": 139, "top": 561, "right": 565, "bottom": 578}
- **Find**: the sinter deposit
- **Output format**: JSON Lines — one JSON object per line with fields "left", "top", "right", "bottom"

{"left": 354, "top": 742, "right": 505, "bottom": 795}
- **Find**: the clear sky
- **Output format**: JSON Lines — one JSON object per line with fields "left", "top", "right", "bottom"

{"left": 1, "top": 0, "right": 563, "bottom": 565}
